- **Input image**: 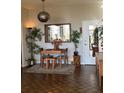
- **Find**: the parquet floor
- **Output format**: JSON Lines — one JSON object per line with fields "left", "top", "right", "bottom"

{"left": 21, "top": 65, "right": 102, "bottom": 93}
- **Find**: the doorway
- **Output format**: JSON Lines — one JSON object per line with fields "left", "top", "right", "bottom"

{"left": 82, "top": 20, "right": 98, "bottom": 65}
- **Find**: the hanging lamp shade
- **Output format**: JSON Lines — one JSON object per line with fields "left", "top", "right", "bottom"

{"left": 37, "top": 11, "right": 50, "bottom": 22}
{"left": 37, "top": 0, "right": 50, "bottom": 22}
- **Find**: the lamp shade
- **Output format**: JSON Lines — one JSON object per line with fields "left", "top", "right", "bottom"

{"left": 37, "top": 11, "right": 50, "bottom": 22}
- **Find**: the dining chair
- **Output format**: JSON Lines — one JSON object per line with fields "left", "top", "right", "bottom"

{"left": 40, "top": 48, "right": 52, "bottom": 68}
{"left": 44, "top": 57, "right": 57, "bottom": 69}
{"left": 58, "top": 48, "right": 68, "bottom": 65}
{"left": 40, "top": 48, "right": 46, "bottom": 67}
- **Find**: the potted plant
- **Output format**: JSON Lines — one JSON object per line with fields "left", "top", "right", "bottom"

{"left": 25, "top": 27, "right": 42, "bottom": 66}
{"left": 71, "top": 30, "right": 81, "bottom": 55}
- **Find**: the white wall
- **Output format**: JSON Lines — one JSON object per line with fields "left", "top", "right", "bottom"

{"left": 21, "top": 4, "right": 102, "bottom": 65}
{"left": 21, "top": 7, "right": 30, "bottom": 67}
{"left": 28, "top": 5, "right": 102, "bottom": 28}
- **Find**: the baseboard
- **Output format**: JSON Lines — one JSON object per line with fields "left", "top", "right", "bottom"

{"left": 21, "top": 64, "right": 29, "bottom": 68}
{"left": 83, "top": 64, "right": 96, "bottom": 66}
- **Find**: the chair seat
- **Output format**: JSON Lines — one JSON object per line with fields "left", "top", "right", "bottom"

{"left": 57, "top": 54, "right": 64, "bottom": 57}
{"left": 42, "top": 54, "right": 54, "bottom": 58}
{"left": 44, "top": 57, "right": 57, "bottom": 60}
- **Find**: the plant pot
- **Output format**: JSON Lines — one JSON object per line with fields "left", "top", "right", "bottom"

{"left": 30, "top": 61, "right": 34, "bottom": 65}
{"left": 74, "top": 51, "right": 78, "bottom": 56}
{"left": 28, "top": 60, "right": 35, "bottom": 66}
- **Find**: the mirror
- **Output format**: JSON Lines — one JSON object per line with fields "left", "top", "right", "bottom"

{"left": 45, "top": 23, "right": 71, "bottom": 42}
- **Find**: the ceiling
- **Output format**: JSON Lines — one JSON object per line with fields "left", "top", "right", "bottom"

{"left": 22, "top": 0, "right": 102, "bottom": 9}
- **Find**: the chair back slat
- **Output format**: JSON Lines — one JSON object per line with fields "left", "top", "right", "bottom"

{"left": 41, "top": 50, "right": 62, "bottom": 55}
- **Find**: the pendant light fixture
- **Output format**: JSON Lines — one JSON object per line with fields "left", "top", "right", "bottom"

{"left": 37, "top": 0, "right": 50, "bottom": 22}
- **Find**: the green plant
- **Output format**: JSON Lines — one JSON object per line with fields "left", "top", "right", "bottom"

{"left": 93, "top": 27, "right": 99, "bottom": 46}
{"left": 93, "top": 26, "right": 103, "bottom": 46}
{"left": 25, "top": 27, "right": 42, "bottom": 65}
{"left": 98, "top": 25, "right": 103, "bottom": 48}
{"left": 71, "top": 30, "right": 81, "bottom": 52}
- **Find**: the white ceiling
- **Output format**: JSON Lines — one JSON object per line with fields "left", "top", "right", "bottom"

{"left": 22, "top": 0, "right": 102, "bottom": 9}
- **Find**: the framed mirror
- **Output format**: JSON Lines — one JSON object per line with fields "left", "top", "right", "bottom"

{"left": 45, "top": 23, "right": 71, "bottom": 43}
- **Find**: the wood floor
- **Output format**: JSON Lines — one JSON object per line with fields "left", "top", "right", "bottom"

{"left": 22, "top": 65, "right": 102, "bottom": 93}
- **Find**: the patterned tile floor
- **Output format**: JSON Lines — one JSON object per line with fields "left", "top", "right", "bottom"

{"left": 22, "top": 65, "right": 102, "bottom": 93}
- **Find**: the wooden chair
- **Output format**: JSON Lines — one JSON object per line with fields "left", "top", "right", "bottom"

{"left": 58, "top": 48, "right": 68, "bottom": 65}
{"left": 44, "top": 57, "right": 57, "bottom": 69}
{"left": 40, "top": 48, "right": 45, "bottom": 67}
{"left": 40, "top": 54, "right": 50, "bottom": 68}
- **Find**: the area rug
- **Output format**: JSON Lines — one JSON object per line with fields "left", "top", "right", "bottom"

{"left": 25, "top": 64, "right": 75, "bottom": 74}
